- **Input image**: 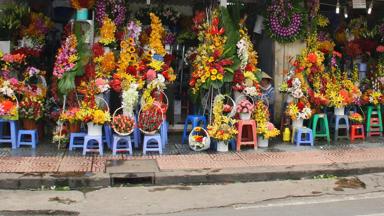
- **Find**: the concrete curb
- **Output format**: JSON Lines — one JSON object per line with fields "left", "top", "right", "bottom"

{"left": 1, "top": 161, "right": 384, "bottom": 189}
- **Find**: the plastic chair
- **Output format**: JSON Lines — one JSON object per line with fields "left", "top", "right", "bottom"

{"left": 366, "top": 105, "right": 383, "bottom": 136}
{"left": 0, "top": 120, "right": 18, "bottom": 149}
{"left": 112, "top": 135, "right": 133, "bottom": 156}
{"left": 236, "top": 120, "right": 257, "bottom": 151}
{"left": 310, "top": 114, "right": 330, "bottom": 144}
{"left": 83, "top": 135, "right": 103, "bottom": 156}
{"left": 350, "top": 124, "right": 365, "bottom": 141}
{"left": 69, "top": 132, "right": 86, "bottom": 150}
{"left": 103, "top": 124, "right": 113, "bottom": 149}
{"left": 293, "top": 127, "right": 314, "bottom": 146}
{"left": 160, "top": 121, "right": 169, "bottom": 147}
{"left": 17, "top": 129, "right": 38, "bottom": 149}
{"left": 334, "top": 115, "right": 350, "bottom": 141}
{"left": 143, "top": 134, "right": 162, "bottom": 155}
{"left": 182, "top": 115, "right": 207, "bottom": 144}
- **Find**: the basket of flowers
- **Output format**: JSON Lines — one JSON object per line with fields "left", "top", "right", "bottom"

{"left": 216, "top": 94, "right": 236, "bottom": 118}
{"left": 188, "top": 126, "right": 210, "bottom": 151}
{"left": 236, "top": 98, "right": 255, "bottom": 120}
{"left": 112, "top": 106, "right": 135, "bottom": 136}
{"left": 138, "top": 103, "right": 163, "bottom": 135}
{"left": 19, "top": 96, "right": 44, "bottom": 130}
{"left": 349, "top": 112, "right": 363, "bottom": 125}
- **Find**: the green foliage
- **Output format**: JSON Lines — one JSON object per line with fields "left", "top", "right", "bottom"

{"left": 0, "top": 1, "right": 29, "bottom": 40}
{"left": 220, "top": 6, "right": 240, "bottom": 70}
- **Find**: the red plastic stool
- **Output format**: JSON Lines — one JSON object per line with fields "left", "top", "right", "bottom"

{"left": 368, "top": 118, "right": 382, "bottom": 136}
{"left": 350, "top": 124, "right": 365, "bottom": 141}
{"left": 236, "top": 120, "right": 257, "bottom": 151}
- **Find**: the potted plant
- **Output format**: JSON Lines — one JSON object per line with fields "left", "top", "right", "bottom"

{"left": 0, "top": 2, "right": 29, "bottom": 53}
{"left": 236, "top": 99, "right": 254, "bottom": 120}
{"left": 18, "top": 97, "right": 44, "bottom": 130}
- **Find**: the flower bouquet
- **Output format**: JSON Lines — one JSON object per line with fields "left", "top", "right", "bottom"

{"left": 112, "top": 114, "right": 135, "bottom": 136}
{"left": 189, "top": 126, "right": 210, "bottom": 151}
{"left": 254, "top": 101, "right": 280, "bottom": 147}
{"left": 236, "top": 99, "right": 254, "bottom": 120}
{"left": 77, "top": 106, "right": 111, "bottom": 136}
{"left": 349, "top": 112, "right": 363, "bottom": 125}
{"left": 20, "top": 12, "right": 53, "bottom": 51}
{"left": 286, "top": 99, "right": 312, "bottom": 127}
{"left": 138, "top": 104, "right": 163, "bottom": 134}
{"left": 19, "top": 97, "right": 44, "bottom": 129}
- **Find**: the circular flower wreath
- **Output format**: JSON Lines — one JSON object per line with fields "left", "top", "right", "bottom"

{"left": 95, "top": 0, "right": 127, "bottom": 27}
{"left": 265, "top": 0, "right": 307, "bottom": 44}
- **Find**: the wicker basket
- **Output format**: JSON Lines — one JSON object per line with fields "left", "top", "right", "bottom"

{"left": 112, "top": 106, "right": 134, "bottom": 136}
{"left": 138, "top": 103, "right": 163, "bottom": 135}
{"left": 217, "top": 94, "right": 236, "bottom": 118}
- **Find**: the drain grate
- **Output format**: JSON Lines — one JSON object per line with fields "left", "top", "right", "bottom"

{"left": 110, "top": 172, "right": 155, "bottom": 186}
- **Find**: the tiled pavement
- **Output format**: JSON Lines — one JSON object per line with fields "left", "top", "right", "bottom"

{"left": 0, "top": 135, "right": 383, "bottom": 173}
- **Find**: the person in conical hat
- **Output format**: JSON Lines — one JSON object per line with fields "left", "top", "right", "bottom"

{"left": 260, "top": 72, "right": 275, "bottom": 119}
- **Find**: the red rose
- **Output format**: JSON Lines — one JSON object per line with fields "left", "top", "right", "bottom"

{"left": 110, "top": 79, "right": 122, "bottom": 92}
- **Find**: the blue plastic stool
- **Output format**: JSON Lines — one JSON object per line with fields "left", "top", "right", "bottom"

{"left": 182, "top": 115, "right": 207, "bottom": 144}
{"left": 143, "top": 134, "right": 162, "bottom": 155}
{"left": 334, "top": 115, "right": 350, "bottom": 141}
{"left": 83, "top": 135, "right": 103, "bottom": 156}
{"left": 112, "top": 135, "right": 133, "bottom": 156}
{"left": 69, "top": 132, "right": 86, "bottom": 150}
{"left": 17, "top": 129, "right": 38, "bottom": 149}
{"left": 0, "top": 120, "right": 18, "bottom": 149}
{"left": 160, "top": 121, "right": 168, "bottom": 148}
{"left": 294, "top": 127, "right": 314, "bottom": 146}
{"left": 132, "top": 114, "right": 141, "bottom": 149}
{"left": 103, "top": 124, "right": 113, "bottom": 149}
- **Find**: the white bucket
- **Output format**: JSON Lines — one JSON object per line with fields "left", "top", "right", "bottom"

{"left": 292, "top": 118, "right": 303, "bottom": 128}
{"left": 334, "top": 107, "right": 345, "bottom": 116}
{"left": 216, "top": 141, "right": 228, "bottom": 152}
{"left": 240, "top": 112, "right": 251, "bottom": 120}
{"left": 257, "top": 136, "right": 269, "bottom": 148}
{"left": 87, "top": 122, "right": 103, "bottom": 136}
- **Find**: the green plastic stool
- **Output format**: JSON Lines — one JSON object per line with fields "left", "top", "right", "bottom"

{"left": 311, "top": 114, "right": 331, "bottom": 144}
{"left": 366, "top": 105, "right": 383, "bottom": 136}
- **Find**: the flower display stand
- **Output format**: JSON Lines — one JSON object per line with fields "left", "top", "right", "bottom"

{"left": 293, "top": 127, "right": 314, "bottom": 146}
{"left": 350, "top": 125, "right": 365, "bottom": 142}
{"left": 333, "top": 115, "right": 350, "bottom": 141}
{"left": 236, "top": 120, "right": 257, "bottom": 151}
{"left": 17, "top": 130, "right": 38, "bottom": 149}
{"left": 69, "top": 132, "right": 86, "bottom": 150}
{"left": 310, "top": 114, "right": 330, "bottom": 144}
{"left": 0, "top": 120, "right": 18, "bottom": 149}
{"left": 143, "top": 134, "right": 163, "bottom": 155}
{"left": 83, "top": 135, "right": 103, "bottom": 156}
{"left": 112, "top": 135, "right": 133, "bottom": 156}
{"left": 366, "top": 105, "right": 383, "bottom": 137}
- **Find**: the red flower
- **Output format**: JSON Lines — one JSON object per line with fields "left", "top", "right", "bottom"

{"left": 162, "top": 71, "right": 170, "bottom": 80}
{"left": 189, "top": 78, "right": 196, "bottom": 87}
{"left": 297, "top": 101, "right": 305, "bottom": 110}
{"left": 110, "top": 79, "right": 122, "bottom": 92}
{"left": 126, "top": 66, "right": 137, "bottom": 76}
{"left": 307, "top": 52, "right": 317, "bottom": 64}
{"left": 212, "top": 17, "right": 219, "bottom": 26}
{"left": 92, "top": 43, "right": 104, "bottom": 58}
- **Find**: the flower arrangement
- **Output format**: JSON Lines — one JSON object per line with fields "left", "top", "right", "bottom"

{"left": 59, "top": 107, "right": 81, "bottom": 124}
{"left": 189, "top": 9, "right": 235, "bottom": 95}
{"left": 94, "top": 51, "right": 115, "bottom": 78}
{"left": 349, "top": 112, "right": 363, "bottom": 124}
{"left": 1, "top": 53, "right": 27, "bottom": 79}
{"left": 99, "top": 17, "right": 116, "bottom": 46}
{"left": 18, "top": 97, "right": 44, "bottom": 120}
{"left": 138, "top": 104, "right": 163, "bottom": 133}
{"left": 149, "top": 13, "right": 166, "bottom": 56}
{"left": 76, "top": 106, "right": 111, "bottom": 125}
{"left": 236, "top": 99, "right": 254, "bottom": 114}
{"left": 207, "top": 95, "right": 238, "bottom": 142}
{"left": 21, "top": 12, "right": 53, "bottom": 49}
{"left": 112, "top": 114, "right": 135, "bottom": 134}
{"left": 95, "top": 0, "right": 127, "bottom": 27}
{"left": 254, "top": 101, "right": 280, "bottom": 139}
{"left": 0, "top": 98, "right": 18, "bottom": 120}
{"left": 286, "top": 99, "right": 312, "bottom": 120}
{"left": 190, "top": 127, "right": 209, "bottom": 150}
{"left": 265, "top": 0, "right": 306, "bottom": 44}
{"left": 70, "top": 0, "right": 95, "bottom": 9}
{"left": 53, "top": 34, "right": 78, "bottom": 79}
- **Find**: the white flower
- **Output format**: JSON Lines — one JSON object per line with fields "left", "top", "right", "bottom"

{"left": 122, "top": 87, "right": 139, "bottom": 116}
{"left": 157, "top": 74, "right": 165, "bottom": 83}
{"left": 0, "top": 81, "right": 15, "bottom": 98}
{"left": 237, "top": 38, "right": 249, "bottom": 69}
{"left": 244, "top": 86, "right": 258, "bottom": 97}
{"left": 292, "top": 78, "right": 301, "bottom": 88}
{"left": 291, "top": 89, "right": 303, "bottom": 98}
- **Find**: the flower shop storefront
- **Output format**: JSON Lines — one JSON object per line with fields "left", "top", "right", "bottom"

{"left": 0, "top": 0, "right": 383, "bottom": 156}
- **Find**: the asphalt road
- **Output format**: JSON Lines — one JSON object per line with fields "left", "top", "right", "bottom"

{"left": 170, "top": 192, "right": 384, "bottom": 216}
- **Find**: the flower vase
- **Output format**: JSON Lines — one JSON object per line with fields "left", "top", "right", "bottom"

{"left": 292, "top": 118, "right": 303, "bottom": 128}
{"left": 69, "top": 122, "right": 81, "bottom": 133}
{"left": 23, "top": 119, "right": 37, "bottom": 130}
{"left": 334, "top": 107, "right": 345, "bottom": 116}
{"left": 240, "top": 112, "right": 251, "bottom": 120}
{"left": 216, "top": 141, "right": 228, "bottom": 152}
{"left": 257, "top": 136, "right": 269, "bottom": 148}
{"left": 76, "top": 8, "right": 88, "bottom": 21}
{"left": 87, "top": 122, "right": 102, "bottom": 136}
{"left": 233, "top": 91, "right": 245, "bottom": 102}
{"left": 0, "top": 40, "right": 11, "bottom": 54}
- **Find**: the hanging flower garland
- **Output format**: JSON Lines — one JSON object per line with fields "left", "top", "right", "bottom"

{"left": 265, "top": 0, "right": 307, "bottom": 44}
{"left": 95, "top": 0, "right": 127, "bottom": 27}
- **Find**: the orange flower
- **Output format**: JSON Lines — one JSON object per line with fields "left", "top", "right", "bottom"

{"left": 2, "top": 100, "right": 15, "bottom": 112}
{"left": 307, "top": 52, "right": 317, "bottom": 64}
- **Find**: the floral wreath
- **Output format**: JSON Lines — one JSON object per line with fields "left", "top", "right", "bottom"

{"left": 265, "top": 0, "right": 307, "bottom": 44}
{"left": 95, "top": 0, "right": 127, "bottom": 27}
